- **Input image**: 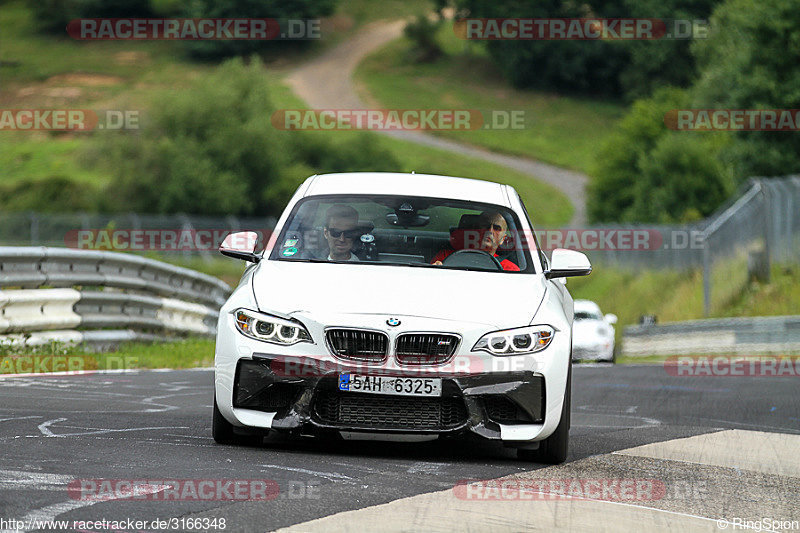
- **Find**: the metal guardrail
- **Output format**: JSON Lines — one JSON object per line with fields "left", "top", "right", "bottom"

{"left": 622, "top": 316, "right": 800, "bottom": 357}
{"left": 587, "top": 176, "right": 800, "bottom": 316}
{"left": 0, "top": 247, "right": 230, "bottom": 307}
{"left": 0, "top": 248, "right": 231, "bottom": 349}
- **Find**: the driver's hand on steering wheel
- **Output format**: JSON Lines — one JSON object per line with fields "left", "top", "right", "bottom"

{"left": 433, "top": 261, "right": 443, "bottom": 266}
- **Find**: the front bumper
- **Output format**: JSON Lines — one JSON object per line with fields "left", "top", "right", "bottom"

{"left": 228, "top": 355, "right": 546, "bottom": 442}
{"left": 214, "top": 289, "right": 572, "bottom": 443}
{"left": 572, "top": 342, "right": 614, "bottom": 361}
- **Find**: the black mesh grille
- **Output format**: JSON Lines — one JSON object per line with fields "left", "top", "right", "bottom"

{"left": 313, "top": 391, "right": 467, "bottom": 430}
{"left": 483, "top": 395, "right": 535, "bottom": 424}
{"left": 234, "top": 382, "right": 300, "bottom": 412}
{"left": 395, "top": 334, "right": 459, "bottom": 364}
{"left": 326, "top": 329, "right": 388, "bottom": 362}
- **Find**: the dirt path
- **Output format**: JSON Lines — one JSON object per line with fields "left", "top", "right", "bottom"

{"left": 285, "top": 20, "right": 588, "bottom": 226}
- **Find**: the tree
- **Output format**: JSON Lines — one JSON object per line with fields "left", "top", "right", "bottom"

{"left": 588, "top": 87, "right": 733, "bottom": 222}
{"left": 691, "top": 0, "right": 800, "bottom": 177}
{"left": 30, "top": 0, "right": 153, "bottom": 34}
{"left": 94, "top": 58, "right": 398, "bottom": 216}
{"left": 180, "top": 0, "right": 337, "bottom": 59}
{"left": 455, "top": 0, "right": 720, "bottom": 99}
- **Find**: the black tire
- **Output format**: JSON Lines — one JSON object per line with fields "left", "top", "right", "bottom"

{"left": 517, "top": 362, "right": 571, "bottom": 464}
{"left": 212, "top": 394, "right": 263, "bottom": 446}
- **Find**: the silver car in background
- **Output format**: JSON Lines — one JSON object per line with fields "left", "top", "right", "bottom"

{"left": 571, "top": 299, "right": 617, "bottom": 362}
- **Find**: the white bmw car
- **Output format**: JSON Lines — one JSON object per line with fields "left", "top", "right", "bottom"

{"left": 571, "top": 300, "right": 617, "bottom": 363}
{"left": 212, "top": 172, "right": 591, "bottom": 463}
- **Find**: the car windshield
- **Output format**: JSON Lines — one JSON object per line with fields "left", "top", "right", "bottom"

{"left": 269, "top": 194, "right": 535, "bottom": 273}
{"left": 575, "top": 310, "right": 603, "bottom": 320}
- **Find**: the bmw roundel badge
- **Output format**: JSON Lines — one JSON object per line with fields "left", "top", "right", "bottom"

{"left": 386, "top": 318, "right": 401, "bottom": 327}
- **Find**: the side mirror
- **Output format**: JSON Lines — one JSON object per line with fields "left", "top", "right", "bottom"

{"left": 605, "top": 313, "right": 618, "bottom": 325}
{"left": 545, "top": 249, "right": 591, "bottom": 279}
{"left": 220, "top": 231, "right": 261, "bottom": 263}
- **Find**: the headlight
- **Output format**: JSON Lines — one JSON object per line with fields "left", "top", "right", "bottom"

{"left": 473, "top": 325, "right": 554, "bottom": 356}
{"left": 233, "top": 308, "right": 312, "bottom": 346}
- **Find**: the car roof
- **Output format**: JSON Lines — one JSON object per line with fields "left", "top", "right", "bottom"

{"left": 302, "top": 172, "right": 512, "bottom": 207}
{"left": 574, "top": 300, "right": 602, "bottom": 313}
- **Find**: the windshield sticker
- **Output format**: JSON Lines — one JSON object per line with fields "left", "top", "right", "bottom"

{"left": 360, "top": 234, "right": 375, "bottom": 243}
{"left": 284, "top": 238, "right": 298, "bottom": 247}
{"left": 281, "top": 247, "right": 298, "bottom": 257}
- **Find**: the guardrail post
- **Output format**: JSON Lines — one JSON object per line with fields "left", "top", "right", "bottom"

{"left": 702, "top": 233, "right": 711, "bottom": 317}
{"left": 29, "top": 212, "right": 39, "bottom": 245}
{"left": 760, "top": 180, "right": 771, "bottom": 281}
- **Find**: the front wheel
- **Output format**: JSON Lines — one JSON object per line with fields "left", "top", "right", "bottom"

{"left": 517, "top": 363, "right": 571, "bottom": 464}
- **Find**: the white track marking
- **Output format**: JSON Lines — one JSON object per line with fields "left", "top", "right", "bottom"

{"left": 574, "top": 406, "right": 662, "bottom": 429}
{"left": 0, "top": 416, "right": 41, "bottom": 423}
{"left": 140, "top": 391, "right": 206, "bottom": 412}
{"left": 37, "top": 418, "right": 67, "bottom": 437}
{"left": 616, "top": 429, "right": 800, "bottom": 477}
{"left": 259, "top": 464, "right": 355, "bottom": 482}
{"left": 272, "top": 484, "right": 734, "bottom": 532}
{"left": 0, "top": 469, "right": 72, "bottom": 491}
{"left": 0, "top": 470, "right": 168, "bottom": 533}
{"left": 36, "top": 418, "right": 189, "bottom": 438}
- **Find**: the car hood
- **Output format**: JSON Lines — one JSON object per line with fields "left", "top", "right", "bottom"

{"left": 251, "top": 260, "right": 547, "bottom": 329}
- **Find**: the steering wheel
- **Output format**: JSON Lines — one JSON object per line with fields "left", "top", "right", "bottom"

{"left": 441, "top": 249, "right": 503, "bottom": 271}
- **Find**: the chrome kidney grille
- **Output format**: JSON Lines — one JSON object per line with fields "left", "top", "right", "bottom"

{"left": 326, "top": 329, "right": 389, "bottom": 362}
{"left": 395, "top": 333, "right": 460, "bottom": 365}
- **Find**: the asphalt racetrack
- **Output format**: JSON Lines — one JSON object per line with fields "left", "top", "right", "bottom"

{"left": 1, "top": 365, "right": 798, "bottom": 532}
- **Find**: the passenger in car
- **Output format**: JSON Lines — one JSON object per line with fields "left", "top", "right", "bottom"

{"left": 431, "top": 211, "right": 520, "bottom": 271}
{"left": 323, "top": 204, "right": 362, "bottom": 261}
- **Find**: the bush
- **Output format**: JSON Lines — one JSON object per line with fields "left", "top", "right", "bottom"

{"left": 456, "top": 0, "right": 721, "bottom": 100}
{"left": 0, "top": 177, "right": 101, "bottom": 212}
{"left": 458, "top": 0, "right": 627, "bottom": 97}
{"left": 404, "top": 15, "right": 443, "bottom": 63}
{"left": 180, "top": 0, "right": 337, "bottom": 59}
{"left": 29, "top": 0, "right": 153, "bottom": 34}
{"left": 635, "top": 133, "right": 732, "bottom": 223}
{"left": 589, "top": 0, "right": 800, "bottom": 223}
{"left": 92, "top": 58, "right": 398, "bottom": 216}
{"left": 588, "top": 88, "right": 733, "bottom": 223}
{"left": 690, "top": 0, "right": 800, "bottom": 177}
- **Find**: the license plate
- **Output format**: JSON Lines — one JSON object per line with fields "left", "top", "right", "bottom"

{"left": 338, "top": 374, "right": 441, "bottom": 397}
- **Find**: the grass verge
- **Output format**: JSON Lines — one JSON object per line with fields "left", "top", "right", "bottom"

{"left": 0, "top": 338, "right": 215, "bottom": 373}
{"left": 571, "top": 263, "right": 800, "bottom": 357}
{"left": 355, "top": 25, "right": 625, "bottom": 174}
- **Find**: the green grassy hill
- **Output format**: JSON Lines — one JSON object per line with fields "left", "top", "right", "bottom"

{"left": 0, "top": 1, "right": 571, "bottom": 225}
{"left": 356, "top": 24, "right": 625, "bottom": 174}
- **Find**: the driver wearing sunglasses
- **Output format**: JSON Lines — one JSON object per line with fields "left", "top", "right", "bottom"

{"left": 431, "top": 210, "right": 520, "bottom": 271}
{"left": 323, "top": 204, "right": 362, "bottom": 262}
